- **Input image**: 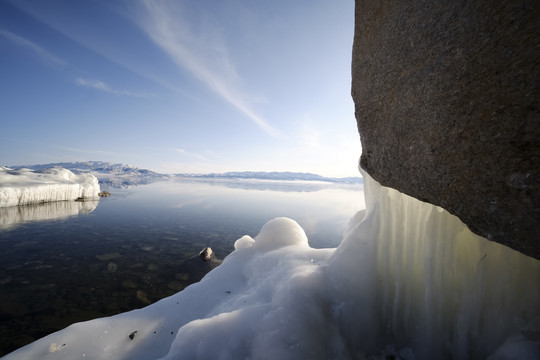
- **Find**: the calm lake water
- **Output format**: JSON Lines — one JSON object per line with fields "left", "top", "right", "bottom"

{"left": 0, "top": 178, "right": 364, "bottom": 356}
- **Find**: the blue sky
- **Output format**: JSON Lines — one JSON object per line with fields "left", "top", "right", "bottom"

{"left": 0, "top": 0, "right": 360, "bottom": 177}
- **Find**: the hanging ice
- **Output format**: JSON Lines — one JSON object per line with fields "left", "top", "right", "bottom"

{"left": 0, "top": 167, "right": 100, "bottom": 208}
{"left": 3, "top": 172, "right": 539, "bottom": 359}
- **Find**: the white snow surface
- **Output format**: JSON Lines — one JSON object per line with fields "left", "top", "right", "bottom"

{"left": 0, "top": 167, "right": 100, "bottom": 208}
{"left": 3, "top": 172, "right": 539, "bottom": 359}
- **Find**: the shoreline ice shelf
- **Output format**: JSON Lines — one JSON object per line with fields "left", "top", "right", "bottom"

{"left": 3, "top": 172, "right": 539, "bottom": 359}
{"left": 0, "top": 167, "right": 100, "bottom": 208}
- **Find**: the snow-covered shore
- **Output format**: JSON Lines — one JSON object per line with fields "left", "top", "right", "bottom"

{"left": 0, "top": 167, "right": 100, "bottom": 208}
{"left": 3, "top": 172, "right": 539, "bottom": 359}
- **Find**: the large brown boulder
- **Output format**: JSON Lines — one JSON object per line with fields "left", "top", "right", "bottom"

{"left": 351, "top": 1, "right": 539, "bottom": 259}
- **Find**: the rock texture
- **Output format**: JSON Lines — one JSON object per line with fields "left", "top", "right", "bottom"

{"left": 351, "top": 1, "right": 539, "bottom": 259}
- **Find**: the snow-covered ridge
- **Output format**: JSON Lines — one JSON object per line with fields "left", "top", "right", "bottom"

{"left": 183, "top": 171, "right": 363, "bottom": 184}
{"left": 0, "top": 167, "right": 100, "bottom": 208}
{"left": 12, "top": 162, "right": 363, "bottom": 188}
{"left": 13, "top": 161, "right": 169, "bottom": 188}
{"left": 4, "top": 172, "right": 538, "bottom": 359}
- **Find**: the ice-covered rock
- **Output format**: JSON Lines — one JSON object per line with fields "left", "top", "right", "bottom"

{"left": 0, "top": 167, "right": 100, "bottom": 207}
{"left": 328, "top": 171, "right": 540, "bottom": 359}
{"left": 3, "top": 173, "right": 539, "bottom": 359}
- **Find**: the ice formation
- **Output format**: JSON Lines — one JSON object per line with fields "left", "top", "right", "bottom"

{"left": 0, "top": 167, "right": 100, "bottom": 208}
{"left": 3, "top": 173, "right": 539, "bottom": 359}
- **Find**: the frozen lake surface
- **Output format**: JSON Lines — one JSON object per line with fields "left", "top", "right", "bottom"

{"left": 0, "top": 178, "right": 364, "bottom": 355}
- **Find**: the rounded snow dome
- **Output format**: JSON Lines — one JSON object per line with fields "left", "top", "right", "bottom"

{"left": 253, "top": 217, "right": 309, "bottom": 250}
{"left": 234, "top": 235, "right": 255, "bottom": 250}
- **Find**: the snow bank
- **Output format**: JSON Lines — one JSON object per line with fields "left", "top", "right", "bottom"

{"left": 3, "top": 173, "right": 539, "bottom": 359}
{"left": 0, "top": 167, "right": 100, "bottom": 207}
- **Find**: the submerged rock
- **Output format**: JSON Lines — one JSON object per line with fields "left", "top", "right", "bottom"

{"left": 121, "top": 280, "right": 138, "bottom": 289}
{"left": 96, "top": 253, "right": 122, "bottom": 261}
{"left": 167, "top": 281, "right": 184, "bottom": 291}
{"left": 106, "top": 262, "right": 118, "bottom": 273}
{"left": 136, "top": 290, "right": 151, "bottom": 305}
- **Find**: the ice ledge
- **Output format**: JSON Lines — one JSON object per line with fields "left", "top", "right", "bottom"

{"left": 0, "top": 167, "right": 100, "bottom": 208}
{"left": 329, "top": 170, "right": 540, "bottom": 358}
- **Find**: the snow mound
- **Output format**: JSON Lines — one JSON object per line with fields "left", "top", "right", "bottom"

{"left": 0, "top": 167, "right": 100, "bottom": 207}
{"left": 235, "top": 217, "right": 309, "bottom": 250}
{"left": 3, "top": 172, "right": 539, "bottom": 359}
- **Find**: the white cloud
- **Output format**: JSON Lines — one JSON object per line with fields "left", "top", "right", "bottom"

{"left": 75, "top": 77, "right": 156, "bottom": 98}
{"left": 0, "top": 29, "right": 67, "bottom": 68}
{"left": 0, "top": 28, "right": 154, "bottom": 99}
{"left": 136, "top": 1, "right": 282, "bottom": 137}
{"left": 8, "top": 2, "right": 190, "bottom": 97}
{"left": 76, "top": 78, "right": 109, "bottom": 91}
{"left": 56, "top": 146, "right": 123, "bottom": 158}
{"left": 172, "top": 148, "right": 208, "bottom": 161}
{"left": 158, "top": 161, "right": 231, "bottom": 175}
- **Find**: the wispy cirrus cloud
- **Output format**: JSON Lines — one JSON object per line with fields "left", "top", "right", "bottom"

{"left": 56, "top": 146, "right": 123, "bottom": 157}
{"left": 75, "top": 78, "right": 156, "bottom": 98}
{"left": 0, "top": 29, "right": 67, "bottom": 68}
{"left": 0, "top": 29, "right": 155, "bottom": 99}
{"left": 136, "top": 1, "right": 282, "bottom": 137}
{"left": 172, "top": 148, "right": 209, "bottom": 161}
{"left": 7, "top": 1, "right": 187, "bottom": 96}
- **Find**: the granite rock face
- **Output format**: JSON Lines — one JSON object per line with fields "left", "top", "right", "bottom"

{"left": 351, "top": 1, "right": 539, "bottom": 258}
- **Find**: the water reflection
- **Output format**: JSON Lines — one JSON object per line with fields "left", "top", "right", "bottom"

{"left": 0, "top": 179, "right": 364, "bottom": 355}
{"left": 134, "top": 179, "right": 365, "bottom": 248}
{"left": 173, "top": 176, "right": 363, "bottom": 193}
{"left": 0, "top": 200, "right": 99, "bottom": 230}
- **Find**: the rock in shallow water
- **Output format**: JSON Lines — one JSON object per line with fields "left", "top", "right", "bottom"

{"left": 199, "top": 247, "right": 214, "bottom": 261}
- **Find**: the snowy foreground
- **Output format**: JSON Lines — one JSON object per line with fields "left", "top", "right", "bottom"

{"left": 4, "top": 172, "right": 539, "bottom": 359}
{"left": 0, "top": 167, "right": 100, "bottom": 208}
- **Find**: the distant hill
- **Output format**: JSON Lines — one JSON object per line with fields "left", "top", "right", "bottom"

{"left": 15, "top": 161, "right": 158, "bottom": 175}
{"left": 182, "top": 171, "right": 363, "bottom": 184}
{"left": 12, "top": 162, "right": 363, "bottom": 187}
{"left": 12, "top": 161, "right": 169, "bottom": 188}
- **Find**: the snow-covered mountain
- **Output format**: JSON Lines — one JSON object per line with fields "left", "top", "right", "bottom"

{"left": 183, "top": 171, "right": 363, "bottom": 184}
{"left": 12, "top": 162, "right": 363, "bottom": 187}
{"left": 13, "top": 161, "right": 170, "bottom": 188}
{"left": 15, "top": 161, "right": 158, "bottom": 176}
